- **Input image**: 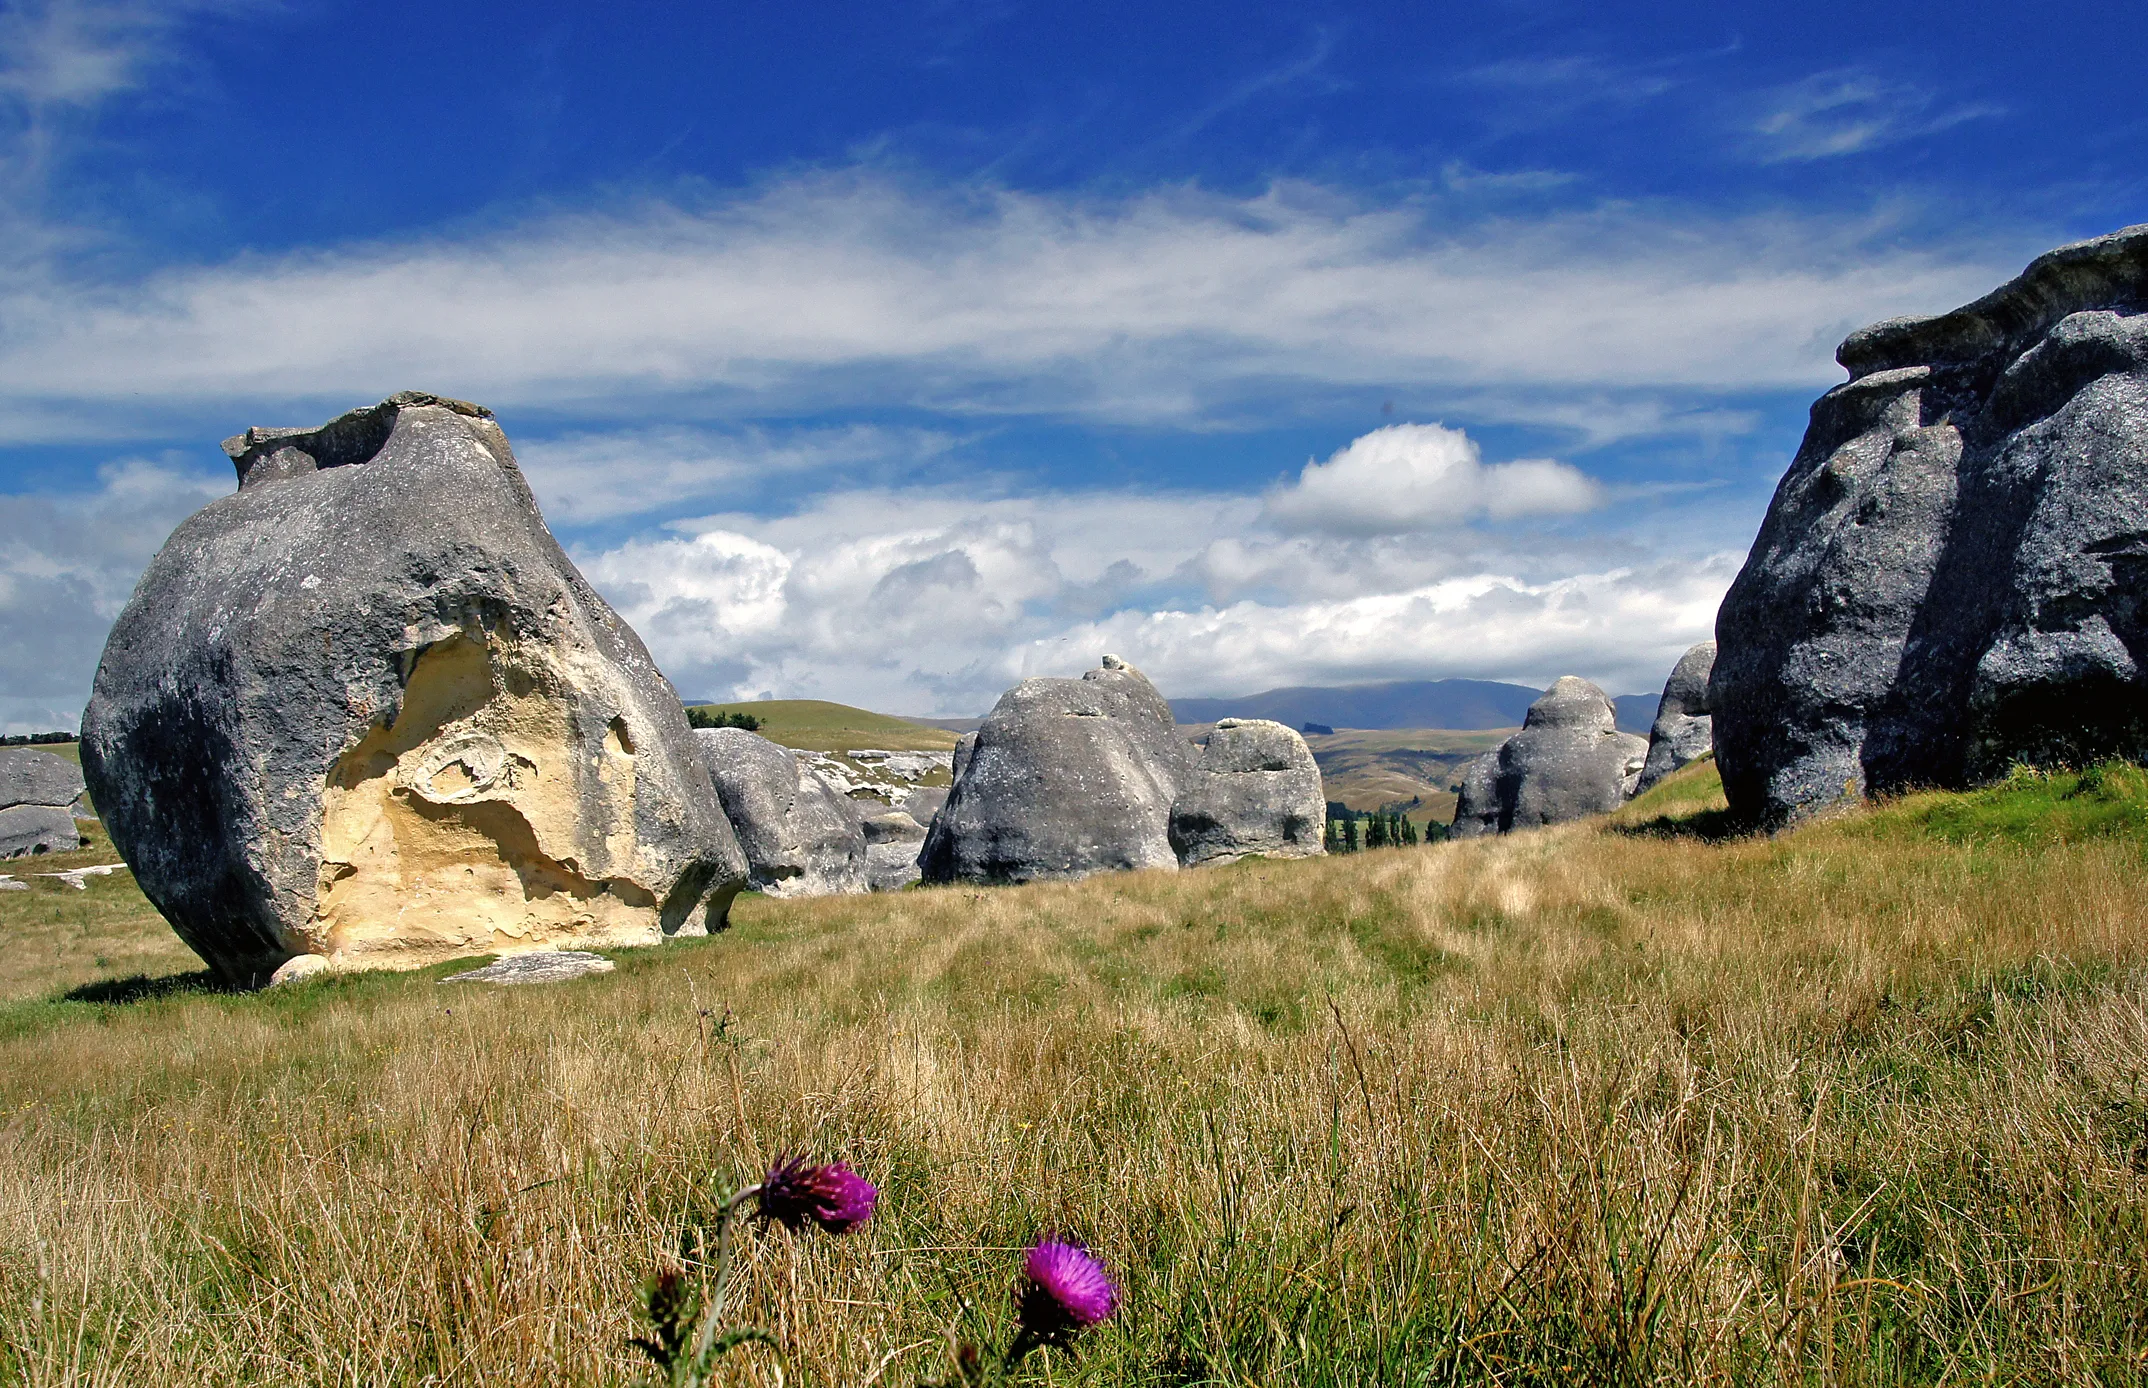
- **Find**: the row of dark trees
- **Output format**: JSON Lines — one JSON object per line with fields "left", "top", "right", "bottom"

{"left": 1325, "top": 810, "right": 1441, "bottom": 853}
{"left": 687, "top": 707, "right": 763, "bottom": 732}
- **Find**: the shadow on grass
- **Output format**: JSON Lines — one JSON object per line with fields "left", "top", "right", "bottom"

{"left": 62, "top": 970, "right": 229, "bottom": 1004}
{"left": 1608, "top": 807, "right": 1750, "bottom": 843}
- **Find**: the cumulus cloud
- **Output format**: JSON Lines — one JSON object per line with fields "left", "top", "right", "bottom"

{"left": 0, "top": 455, "right": 226, "bottom": 732}
{"left": 570, "top": 479, "right": 1729, "bottom": 716}
{"left": 1263, "top": 422, "right": 1602, "bottom": 536}
{"left": 0, "top": 174, "right": 2013, "bottom": 437}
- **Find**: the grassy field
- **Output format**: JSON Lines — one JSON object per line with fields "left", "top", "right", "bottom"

{"left": 686, "top": 701, "right": 961, "bottom": 755}
{"left": 3, "top": 761, "right": 2148, "bottom": 1384}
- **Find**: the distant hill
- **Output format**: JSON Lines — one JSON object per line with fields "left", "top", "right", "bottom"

{"left": 1169, "top": 680, "right": 1657, "bottom": 735}
{"left": 685, "top": 699, "right": 961, "bottom": 754}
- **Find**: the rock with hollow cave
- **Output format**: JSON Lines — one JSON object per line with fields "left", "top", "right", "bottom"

{"left": 81, "top": 392, "right": 746, "bottom": 985}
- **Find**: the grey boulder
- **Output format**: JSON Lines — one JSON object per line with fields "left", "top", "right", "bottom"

{"left": 860, "top": 810, "right": 926, "bottom": 892}
{"left": 1448, "top": 750, "right": 1503, "bottom": 840}
{"left": 81, "top": 393, "right": 745, "bottom": 985}
{"left": 1169, "top": 718, "right": 1325, "bottom": 865}
{"left": 923, "top": 656, "right": 1327, "bottom": 883}
{"left": 1634, "top": 641, "right": 1716, "bottom": 795}
{"left": 1450, "top": 678, "right": 1647, "bottom": 835}
{"left": 1713, "top": 225, "right": 2148, "bottom": 824}
{"left": 697, "top": 727, "right": 869, "bottom": 897}
{"left": 0, "top": 805, "right": 80, "bottom": 858}
{"left": 0, "top": 748, "right": 85, "bottom": 857}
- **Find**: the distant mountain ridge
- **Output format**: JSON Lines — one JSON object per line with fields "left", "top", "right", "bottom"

{"left": 1167, "top": 679, "right": 1657, "bottom": 736}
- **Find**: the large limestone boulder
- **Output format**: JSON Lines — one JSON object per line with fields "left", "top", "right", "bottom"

{"left": 923, "top": 659, "right": 1329, "bottom": 883}
{"left": 860, "top": 809, "right": 927, "bottom": 892}
{"left": 0, "top": 748, "right": 85, "bottom": 858}
{"left": 696, "top": 727, "right": 869, "bottom": 896}
{"left": 1169, "top": 718, "right": 1325, "bottom": 865}
{"left": 1447, "top": 750, "right": 1503, "bottom": 840}
{"left": 1499, "top": 678, "right": 1649, "bottom": 831}
{"left": 921, "top": 656, "right": 1193, "bottom": 883}
{"left": 1714, "top": 225, "right": 2148, "bottom": 824}
{"left": 1634, "top": 641, "right": 1716, "bottom": 795}
{"left": 81, "top": 393, "right": 745, "bottom": 985}
{"left": 1448, "top": 678, "right": 1645, "bottom": 836}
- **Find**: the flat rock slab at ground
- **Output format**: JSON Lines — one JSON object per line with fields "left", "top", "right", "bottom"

{"left": 440, "top": 952, "right": 617, "bottom": 985}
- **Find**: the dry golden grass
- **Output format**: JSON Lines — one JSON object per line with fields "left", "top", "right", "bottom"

{"left": 3, "top": 762, "right": 2147, "bottom": 1384}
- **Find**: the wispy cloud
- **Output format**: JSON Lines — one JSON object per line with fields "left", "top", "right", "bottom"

{"left": 0, "top": 173, "right": 2014, "bottom": 438}
{"left": 1751, "top": 69, "right": 2001, "bottom": 163}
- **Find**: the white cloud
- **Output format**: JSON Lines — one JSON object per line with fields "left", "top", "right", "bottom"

{"left": 570, "top": 477, "right": 1729, "bottom": 716}
{"left": 1752, "top": 71, "right": 2001, "bottom": 163}
{"left": 0, "top": 455, "right": 227, "bottom": 732}
{"left": 0, "top": 174, "right": 2015, "bottom": 435}
{"left": 1263, "top": 421, "right": 1602, "bottom": 536}
{"left": 1037, "top": 556, "right": 1739, "bottom": 699}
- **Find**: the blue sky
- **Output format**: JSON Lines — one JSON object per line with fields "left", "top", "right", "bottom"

{"left": 1, "top": 0, "right": 2142, "bottom": 728}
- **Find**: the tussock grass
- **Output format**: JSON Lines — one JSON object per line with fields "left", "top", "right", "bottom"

{"left": 3, "top": 762, "right": 2148, "bottom": 1383}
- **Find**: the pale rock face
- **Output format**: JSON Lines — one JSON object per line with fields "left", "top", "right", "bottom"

{"left": 0, "top": 748, "right": 85, "bottom": 857}
{"left": 82, "top": 393, "right": 745, "bottom": 985}
{"left": 1170, "top": 718, "right": 1326, "bottom": 865}
{"left": 1448, "top": 750, "right": 1503, "bottom": 840}
{"left": 1450, "top": 678, "right": 1646, "bottom": 836}
{"left": 1715, "top": 225, "right": 2148, "bottom": 825}
{"left": 923, "top": 657, "right": 1328, "bottom": 883}
{"left": 1636, "top": 641, "right": 1716, "bottom": 796}
{"left": 696, "top": 727, "right": 870, "bottom": 897}
{"left": 860, "top": 809, "right": 927, "bottom": 892}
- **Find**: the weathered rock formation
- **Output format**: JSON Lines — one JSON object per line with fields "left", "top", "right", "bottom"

{"left": 1169, "top": 718, "right": 1325, "bottom": 865}
{"left": 82, "top": 393, "right": 745, "bottom": 984}
{"left": 0, "top": 748, "right": 85, "bottom": 858}
{"left": 860, "top": 809, "right": 927, "bottom": 892}
{"left": 1448, "top": 751, "right": 1502, "bottom": 840}
{"left": 1713, "top": 225, "right": 2148, "bottom": 824}
{"left": 1634, "top": 641, "right": 1716, "bottom": 795}
{"left": 1447, "top": 678, "right": 1648, "bottom": 836}
{"left": 697, "top": 727, "right": 869, "bottom": 896}
{"left": 921, "top": 657, "right": 1326, "bottom": 883}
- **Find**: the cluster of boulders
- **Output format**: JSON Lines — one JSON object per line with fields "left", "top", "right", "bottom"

{"left": 920, "top": 656, "right": 1326, "bottom": 883}
{"left": 65, "top": 229, "right": 2148, "bottom": 983}
{"left": 694, "top": 725, "right": 929, "bottom": 896}
{"left": 0, "top": 748, "right": 86, "bottom": 858}
{"left": 1712, "top": 224, "right": 2148, "bottom": 824}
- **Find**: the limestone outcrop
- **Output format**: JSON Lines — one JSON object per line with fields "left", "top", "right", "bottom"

{"left": 697, "top": 727, "right": 870, "bottom": 897}
{"left": 1447, "top": 678, "right": 1647, "bottom": 836}
{"left": 1634, "top": 641, "right": 1716, "bottom": 795}
{"left": 1448, "top": 751, "right": 1502, "bottom": 840}
{"left": 81, "top": 393, "right": 745, "bottom": 984}
{"left": 1169, "top": 718, "right": 1325, "bottom": 865}
{"left": 860, "top": 809, "right": 927, "bottom": 892}
{"left": 1713, "top": 225, "right": 2148, "bottom": 824}
{"left": 0, "top": 748, "right": 85, "bottom": 858}
{"left": 921, "top": 657, "right": 1326, "bottom": 883}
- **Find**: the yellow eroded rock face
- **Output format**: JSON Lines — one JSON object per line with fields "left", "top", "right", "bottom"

{"left": 311, "top": 633, "right": 659, "bottom": 967}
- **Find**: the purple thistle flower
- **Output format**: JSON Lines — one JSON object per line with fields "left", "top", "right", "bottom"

{"left": 756, "top": 1154, "right": 877, "bottom": 1234}
{"left": 1015, "top": 1239, "right": 1118, "bottom": 1341}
